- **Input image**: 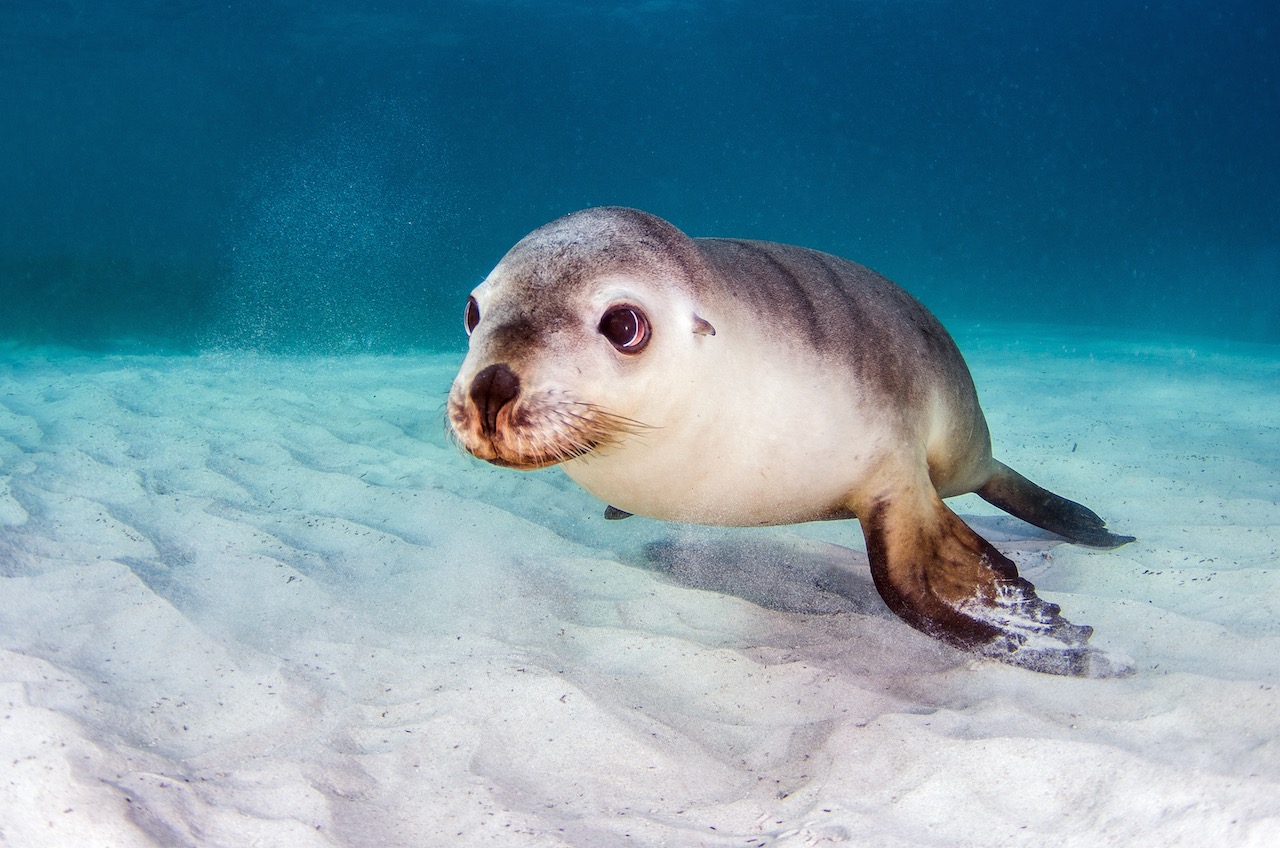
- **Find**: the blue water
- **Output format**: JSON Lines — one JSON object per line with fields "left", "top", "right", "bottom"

{"left": 2, "top": 0, "right": 1276, "bottom": 351}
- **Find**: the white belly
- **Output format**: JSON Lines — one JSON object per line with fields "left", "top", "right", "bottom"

{"left": 562, "top": 353, "right": 894, "bottom": 526}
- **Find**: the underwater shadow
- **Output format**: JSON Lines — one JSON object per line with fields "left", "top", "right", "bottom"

{"left": 621, "top": 513, "right": 1063, "bottom": 620}
{"left": 631, "top": 532, "right": 885, "bottom": 617}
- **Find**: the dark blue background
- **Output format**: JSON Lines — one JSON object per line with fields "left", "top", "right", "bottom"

{"left": 2, "top": 0, "right": 1276, "bottom": 351}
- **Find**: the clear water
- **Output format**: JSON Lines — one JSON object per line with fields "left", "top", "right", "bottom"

{"left": 2, "top": 5, "right": 1280, "bottom": 844}
{"left": 2, "top": 0, "right": 1276, "bottom": 351}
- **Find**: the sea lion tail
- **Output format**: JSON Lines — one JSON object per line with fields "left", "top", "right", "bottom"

{"left": 976, "top": 461, "right": 1135, "bottom": 549}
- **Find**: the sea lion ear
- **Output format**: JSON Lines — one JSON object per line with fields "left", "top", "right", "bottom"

{"left": 691, "top": 314, "right": 716, "bottom": 336}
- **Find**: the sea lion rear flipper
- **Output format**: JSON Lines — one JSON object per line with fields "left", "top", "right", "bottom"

{"left": 860, "top": 494, "right": 1133, "bottom": 677}
{"left": 977, "top": 461, "right": 1135, "bottom": 549}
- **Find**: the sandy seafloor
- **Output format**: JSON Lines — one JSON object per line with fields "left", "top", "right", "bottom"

{"left": 0, "top": 324, "right": 1277, "bottom": 848}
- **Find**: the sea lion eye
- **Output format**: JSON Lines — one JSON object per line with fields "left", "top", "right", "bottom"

{"left": 464, "top": 296, "right": 481, "bottom": 336}
{"left": 598, "top": 305, "right": 650, "bottom": 353}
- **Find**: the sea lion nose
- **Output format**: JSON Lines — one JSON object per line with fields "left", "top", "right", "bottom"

{"left": 469, "top": 363, "right": 521, "bottom": 437}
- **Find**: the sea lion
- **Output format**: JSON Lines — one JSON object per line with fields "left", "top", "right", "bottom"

{"left": 448, "top": 207, "right": 1135, "bottom": 677}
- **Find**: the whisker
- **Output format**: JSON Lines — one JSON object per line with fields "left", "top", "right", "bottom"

{"left": 564, "top": 402, "right": 655, "bottom": 435}
{"left": 442, "top": 393, "right": 477, "bottom": 458}
{"left": 446, "top": 388, "right": 648, "bottom": 468}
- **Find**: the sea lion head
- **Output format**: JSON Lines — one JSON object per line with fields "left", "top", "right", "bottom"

{"left": 448, "top": 207, "right": 717, "bottom": 470}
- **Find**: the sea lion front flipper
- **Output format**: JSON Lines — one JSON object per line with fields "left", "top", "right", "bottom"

{"left": 977, "top": 461, "right": 1135, "bottom": 549}
{"left": 860, "top": 494, "right": 1133, "bottom": 677}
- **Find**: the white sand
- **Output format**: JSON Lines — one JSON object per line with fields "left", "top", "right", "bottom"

{"left": 1, "top": 326, "right": 1277, "bottom": 847}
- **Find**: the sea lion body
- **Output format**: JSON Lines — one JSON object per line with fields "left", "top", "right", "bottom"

{"left": 560, "top": 238, "right": 989, "bottom": 526}
{"left": 449, "top": 207, "right": 1134, "bottom": 676}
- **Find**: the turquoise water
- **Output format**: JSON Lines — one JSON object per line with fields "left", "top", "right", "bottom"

{"left": 3, "top": 5, "right": 1280, "bottom": 842}
{"left": 2, "top": 0, "right": 1276, "bottom": 351}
